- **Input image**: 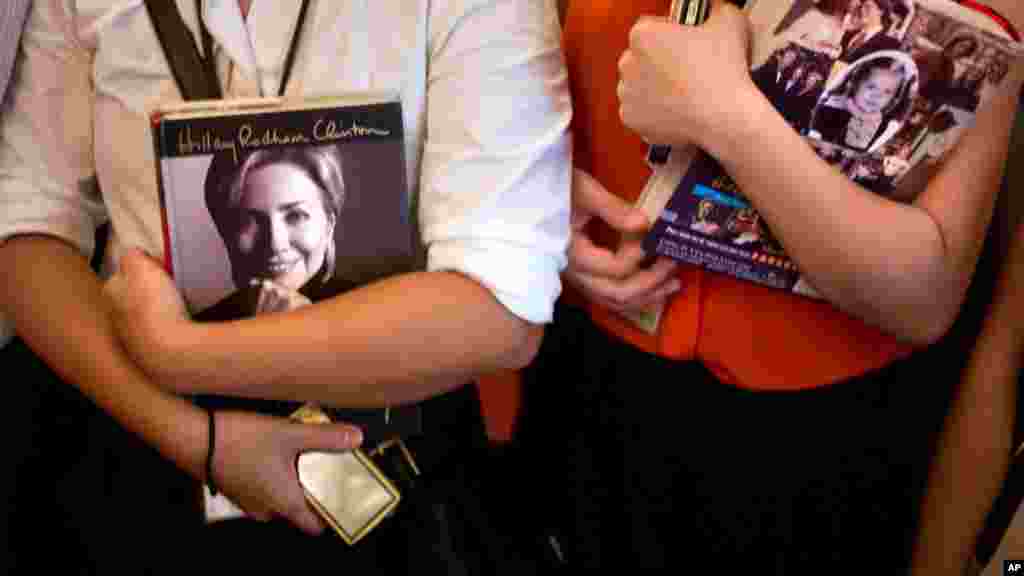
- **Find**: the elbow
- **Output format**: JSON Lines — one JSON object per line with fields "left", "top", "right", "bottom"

{"left": 905, "top": 307, "right": 957, "bottom": 347}
{"left": 895, "top": 292, "right": 961, "bottom": 347}
{"left": 873, "top": 244, "right": 965, "bottom": 347}
{"left": 497, "top": 317, "right": 545, "bottom": 371}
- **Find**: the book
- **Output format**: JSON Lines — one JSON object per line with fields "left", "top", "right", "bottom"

{"left": 637, "top": 0, "right": 1023, "bottom": 310}
{"left": 150, "top": 94, "right": 422, "bottom": 524}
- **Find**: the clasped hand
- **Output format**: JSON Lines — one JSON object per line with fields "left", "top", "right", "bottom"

{"left": 617, "top": 0, "right": 753, "bottom": 152}
{"left": 104, "top": 248, "right": 362, "bottom": 535}
{"left": 565, "top": 169, "right": 680, "bottom": 312}
{"left": 567, "top": 1, "right": 755, "bottom": 312}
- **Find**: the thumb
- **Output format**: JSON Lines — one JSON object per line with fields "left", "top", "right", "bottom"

{"left": 290, "top": 421, "right": 364, "bottom": 453}
{"left": 574, "top": 169, "right": 649, "bottom": 233}
{"left": 704, "top": 0, "right": 738, "bottom": 21}
{"left": 118, "top": 246, "right": 162, "bottom": 277}
{"left": 705, "top": 0, "right": 747, "bottom": 32}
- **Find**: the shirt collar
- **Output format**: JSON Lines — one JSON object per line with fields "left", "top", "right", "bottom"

{"left": 200, "top": 1, "right": 306, "bottom": 96}
{"left": 202, "top": 0, "right": 259, "bottom": 79}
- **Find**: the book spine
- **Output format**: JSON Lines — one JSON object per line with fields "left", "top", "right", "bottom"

{"left": 150, "top": 115, "right": 175, "bottom": 277}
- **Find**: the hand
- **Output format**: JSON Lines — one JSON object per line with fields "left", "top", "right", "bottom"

{"left": 566, "top": 169, "right": 680, "bottom": 312}
{"left": 104, "top": 248, "right": 191, "bottom": 381}
{"left": 251, "top": 279, "right": 313, "bottom": 314}
{"left": 212, "top": 410, "right": 364, "bottom": 535}
{"left": 618, "top": 0, "right": 753, "bottom": 150}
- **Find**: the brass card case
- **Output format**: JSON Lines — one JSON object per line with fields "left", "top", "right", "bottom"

{"left": 296, "top": 449, "right": 401, "bottom": 545}
{"left": 291, "top": 404, "right": 401, "bottom": 545}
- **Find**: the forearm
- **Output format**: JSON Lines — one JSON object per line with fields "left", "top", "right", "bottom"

{"left": 161, "top": 270, "right": 542, "bottom": 408}
{"left": 705, "top": 82, "right": 1017, "bottom": 344}
{"left": 0, "top": 236, "right": 207, "bottom": 480}
{"left": 911, "top": 225, "right": 1024, "bottom": 574}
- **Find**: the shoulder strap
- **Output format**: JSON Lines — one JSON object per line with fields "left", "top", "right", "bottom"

{"left": 143, "top": 0, "right": 222, "bottom": 101}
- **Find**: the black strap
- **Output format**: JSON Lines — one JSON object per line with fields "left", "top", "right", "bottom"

{"left": 143, "top": 0, "right": 221, "bottom": 100}
{"left": 144, "top": 0, "right": 311, "bottom": 101}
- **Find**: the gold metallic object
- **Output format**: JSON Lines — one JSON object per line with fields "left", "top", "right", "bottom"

{"left": 296, "top": 449, "right": 400, "bottom": 545}
{"left": 290, "top": 404, "right": 402, "bottom": 545}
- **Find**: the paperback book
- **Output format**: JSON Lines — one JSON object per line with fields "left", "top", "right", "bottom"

{"left": 638, "top": 0, "right": 1022, "bottom": 309}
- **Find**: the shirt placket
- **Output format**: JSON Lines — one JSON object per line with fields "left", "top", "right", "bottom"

{"left": 218, "top": 51, "right": 261, "bottom": 98}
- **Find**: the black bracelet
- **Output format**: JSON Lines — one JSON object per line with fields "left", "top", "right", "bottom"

{"left": 206, "top": 409, "right": 219, "bottom": 496}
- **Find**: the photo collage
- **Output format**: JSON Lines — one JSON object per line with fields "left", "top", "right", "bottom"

{"left": 753, "top": 0, "right": 1015, "bottom": 198}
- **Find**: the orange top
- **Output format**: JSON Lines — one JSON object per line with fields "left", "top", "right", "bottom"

{"left": 563, "top": 0, "right": 914, "bottom": 391}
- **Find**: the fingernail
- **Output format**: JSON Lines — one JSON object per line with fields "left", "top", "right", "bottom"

{"left": 347, "top": 427, "right": 363, "bottom": 446}
{"left": 628, "top": 211, "right": 649, "bottom": 229}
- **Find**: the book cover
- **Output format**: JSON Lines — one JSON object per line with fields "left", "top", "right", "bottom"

{"left": 640, "top": 0, "right": 1023, "bottom": 300}
{"left": 151, "top": 96, "right": 422, "bottom": 519}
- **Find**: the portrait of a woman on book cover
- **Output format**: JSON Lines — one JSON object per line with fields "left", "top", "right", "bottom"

{"left": 808, "top": 51, "right": 918, "bottom": 152}
{"left": 196, "top": 145, "right": 357, "bottom": 322}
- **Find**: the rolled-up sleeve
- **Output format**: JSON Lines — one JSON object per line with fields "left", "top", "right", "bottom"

{"left": 0, "top": 5, "right": 105, "bottom": 347}
{"left": 0, "top": 5, "right": 105, "bottom": 255}
{"left": 422, "top": 0, "right": 571, "bottom": 324}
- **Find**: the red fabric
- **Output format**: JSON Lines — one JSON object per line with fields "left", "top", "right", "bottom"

{"left": 958, "top": 0, "right": 1021, "bottom": 41}
{"left": 563, "top": 0, "right": 913, "bottom": 391}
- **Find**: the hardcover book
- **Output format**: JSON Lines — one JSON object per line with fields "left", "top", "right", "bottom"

{"left": 150, "top": 94, "right": 421, "bottom": 525}
{"left": 634, "top": 0, "right": 1022, "bottom": 330}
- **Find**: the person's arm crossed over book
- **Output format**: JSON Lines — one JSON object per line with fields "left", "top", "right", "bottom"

{"left": 618, "top": 0, "right": 1024, "bottom": 344}
{"left": 105, "top": 7, "right": 569, "bottom": 411}
{"left": 0, "top": 0, "right": 570, "bottom": 558}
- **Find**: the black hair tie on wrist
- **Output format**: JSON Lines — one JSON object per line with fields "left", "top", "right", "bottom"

{"left": 206, "top": 409, "right": 219, "bottom": 496}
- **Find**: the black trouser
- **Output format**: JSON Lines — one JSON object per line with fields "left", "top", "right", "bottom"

{"left": 5, "top": 337, "right": 200, "bottom": 575}
{"left": 5, "top": 338, "right": 552, "bottom": 574}
{"left": 184, "top": 384, "right": 553, "bottom": 574}
{"left": 517, "top": 301, "right": 961, "bottom": 572}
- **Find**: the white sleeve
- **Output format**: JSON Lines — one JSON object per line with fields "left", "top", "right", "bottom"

{"left": 0, "top": 5, "right": 106, "bottom": 347}
{"left": 421, "top": 0, "right": 571, "bottom": 324}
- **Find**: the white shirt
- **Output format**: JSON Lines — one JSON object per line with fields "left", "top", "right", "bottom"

{"left": 0, "top": 0, "right": 572, "bottom": 348}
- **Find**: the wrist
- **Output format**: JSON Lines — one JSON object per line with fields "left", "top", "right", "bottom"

{"left": 697, "top": 79, "right": 770, "bottom": 162}
{"left": 152, "top": 320, "right": 209, "bottom": 393}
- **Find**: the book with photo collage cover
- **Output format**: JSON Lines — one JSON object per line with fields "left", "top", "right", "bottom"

{"left": 626, "top": 0, "right": 1022, "bottom": 333}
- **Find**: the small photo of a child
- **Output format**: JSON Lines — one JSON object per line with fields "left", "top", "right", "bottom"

{"left": 808, "top": 51, "right": 918, "bottom": 153}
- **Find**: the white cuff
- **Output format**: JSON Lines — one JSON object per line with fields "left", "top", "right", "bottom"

{"left": 428, "top": 238, "right": 564, "bottom": 324}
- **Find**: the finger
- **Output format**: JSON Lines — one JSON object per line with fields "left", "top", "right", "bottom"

{"left": 255, "top": 281, "right": 287, "bottom": 313}
{"left": 102, "top": 274, "right": 125, "bottom": 305}
{"left": 572, "top": 258, "right": 679, "bottom": 311}
{"left": 705, "top": 0, "right": 748, "bottom": 41}
{"left": 621, "top": 275, "right": 684, "bottom": 311}
{"left": 628, "top": 15, "right": 664, "bottom": 50}
{"left": 587, "top": 274, "right": 681, "bottom": 314}
{"left": 573, "top": 169, "right": 649, "bottom": 234}
{"left": 119, "top": 246, "right": 161, "bottom": 276}
{"left": 705, "top": 0, "right": 737, "bottom": 25}
{"left": 254, "top": 283, "right": 271, "bottom": 312}
{"left": 569, "top": 233, "right": 645, "bottom": 280}
{"left": 245, "top": 508, "right": 274, "bottom": 523}
{"left": 289, "top": 421, "right": 364, "bottom": 453}
{"left": 282, "top": 491, "right": 326, "bottom": 537}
